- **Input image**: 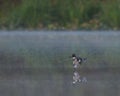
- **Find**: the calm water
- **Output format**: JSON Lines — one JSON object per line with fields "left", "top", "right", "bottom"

{"left": 0, "top": 31, "right": 120, "bottom": 96}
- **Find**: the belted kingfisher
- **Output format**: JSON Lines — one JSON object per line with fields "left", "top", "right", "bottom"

{"left": 71, "top": 53, "right": 87, "bottom": 69}
{"left": 71, "top": 54, "right": 87, "bottom": 84}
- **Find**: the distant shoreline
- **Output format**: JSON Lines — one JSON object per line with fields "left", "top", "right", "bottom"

{"left": 0, "top": 0, "right": 120, "bottom": 30}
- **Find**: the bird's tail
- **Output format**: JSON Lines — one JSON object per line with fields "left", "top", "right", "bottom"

{"left": 82, "top": 58, "right": 87, "bottom": 63}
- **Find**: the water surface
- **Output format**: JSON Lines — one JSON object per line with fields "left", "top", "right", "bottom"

{"left": 0, "top": 31, "right": 120, "bottom": 96}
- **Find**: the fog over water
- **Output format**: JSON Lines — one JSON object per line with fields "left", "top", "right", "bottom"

{"left": 0, "top": 31, "right": 120, "bottom": 96}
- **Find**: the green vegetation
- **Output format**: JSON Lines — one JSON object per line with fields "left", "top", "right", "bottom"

{"left": 0, "top": 0, "right": 120, "bottom": 30}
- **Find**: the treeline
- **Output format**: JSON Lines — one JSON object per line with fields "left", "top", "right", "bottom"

{"left": 0, "top": 0, "right": 120, "bottom": 30}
